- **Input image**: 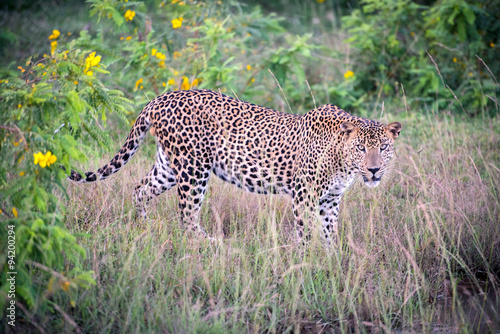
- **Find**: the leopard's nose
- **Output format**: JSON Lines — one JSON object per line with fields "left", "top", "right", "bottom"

{"left": 367, "top": 167, "right": 380, "bottom": 177}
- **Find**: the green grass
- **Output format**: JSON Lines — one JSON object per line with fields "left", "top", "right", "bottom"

{"left": 33, "top": 110, "right": 496, "bottom": 333}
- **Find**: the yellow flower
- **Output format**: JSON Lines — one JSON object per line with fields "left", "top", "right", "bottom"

{"left": 74, "top": 81, "right": 78, "bottom": 85}
{"left": 246, "top": 65, "right": 252, "bottom": 71}
{"left": 34, "top": 152, "right": 44, "bottom": 165}
{"left": 151, "top": 48, "right": 157, "bottom": 56}
{"left": 46, "top": 151, "right": 57, "bottom": 167}
{"left": 251, "top": 78, "right": 255, "bottom": 83}
{"left": 84, "top": 52, "right": 102, "bottom": 75}
{"left": 468, "top": 72, "right": 473, "bottom": 77}
{"left": 167, "top": 78, "right": 175, "bottom": 85}
{"left": 126, "top": 36, "right": 132, "bottom": 41}
{"left": 86, "top": 52, "right": 101, "bottom": 67}
{"left": 156, "top": 52, "right": 166, "bottom": 60}
{"left": 172, "top": 17, "right": 183, "bottom": 29}
{"left": 20, "top": 172, "right": 25, "bottom": 176}
{"left": 490, "top": 42, "right": 495, "bottom": 48}
{"left": 453, "top": 57, "right": 457, "bottom": 63}
{"left": 181, "top": 76, "right": 190, "bottom": 90}
{"left": 51, "top": 41, "right": 58, "bottom": 55}
{"left": 18, "top": 104, "right": 22, "bottom": 108}
{"left": 12, "top": 207, "right": 18, "bottom": 218}
{"left": 173, "top": 51, "right": 182, "bottom": 59}
{"left": 135, "top": 78, "right": 143, "bottom": 89}
{"left": 317, "top": 0, "right": 325, "bottom": 2}
{"left": 344, "top": 70, "right": 354, "bottom": 79}
{"left": 124, "top": 10, "right": 136, "bottom": 21}
{"left": 120, "top": 36, "right": 124, "bottom": 40}
{"left": 162, "top": 82, "right": 167, "bottom": 87}
{"left": 18, "top": 66, "right": 25, "bottom": 73}
{"left": 61, "top": 281, "right": 71, "bottom": 292}
{"left": 33, "top": 151, "right": 57, "bottom": 168}
{"left": 191, "top": 78, "right": 200, "bottom": 87}
{"left": 49, "top": 29, "right": 60, "bottom": 40}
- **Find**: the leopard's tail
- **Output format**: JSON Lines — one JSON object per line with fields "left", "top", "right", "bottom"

{"left": 67, "top": 105, "right": 152, "bottom": 184}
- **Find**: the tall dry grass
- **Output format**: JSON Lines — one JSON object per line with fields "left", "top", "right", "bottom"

{"left": 57, "top": 111, "right": 499, "bottom": 333}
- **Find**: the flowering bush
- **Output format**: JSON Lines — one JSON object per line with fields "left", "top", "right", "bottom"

{"left": 0, "top": 44, "right": 130, "bottom": 314}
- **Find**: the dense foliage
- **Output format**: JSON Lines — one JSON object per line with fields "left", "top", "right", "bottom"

{"left": 341, "top": 0, "right": 499, "bottom": 115}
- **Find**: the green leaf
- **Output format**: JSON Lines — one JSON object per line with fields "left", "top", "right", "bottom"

{"left": 462, "top": 6, "right": 475, "bottom": 25}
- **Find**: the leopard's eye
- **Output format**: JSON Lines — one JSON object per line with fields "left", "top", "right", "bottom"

{"left": 357, "top": 144, "right": 365, "bottom": 152}
{"left": 380, "top": 144, "right": 388, "bottom": 151}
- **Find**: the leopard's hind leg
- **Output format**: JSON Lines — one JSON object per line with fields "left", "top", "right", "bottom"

{"left": 171, "top": 154, "right": 213, "bottom": 239}
{"left": 133, "top": 145, "right": 176, "bottom": 218}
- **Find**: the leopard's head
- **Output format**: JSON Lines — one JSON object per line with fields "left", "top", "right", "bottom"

{"left": 341, "top": 121, "right": 402, "bottom": 188}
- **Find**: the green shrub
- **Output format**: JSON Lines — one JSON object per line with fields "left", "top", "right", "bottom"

{"left": 342, "top": 0, "right": 499, "bottom": 115}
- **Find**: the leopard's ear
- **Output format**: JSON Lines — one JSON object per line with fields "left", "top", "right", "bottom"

{"left": 340, "top": 122, "right": 358, "bottom": 138}
{"left": 385, "top": 122, "right": 402, "bottom": 139}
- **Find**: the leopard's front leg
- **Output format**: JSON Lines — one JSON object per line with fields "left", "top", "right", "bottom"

{"left": 292, "top": 177, "right": 321, "bottom": 245}
{"left": 292, "top": 178, "right": 345, "bottom": 246}
{"left": 317, "top": 192, "right": 343, "bottom": 244}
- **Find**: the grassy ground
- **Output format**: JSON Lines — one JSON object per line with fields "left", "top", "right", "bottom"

{"left": 48, "top": 109, "right": 500, "bottom": 333}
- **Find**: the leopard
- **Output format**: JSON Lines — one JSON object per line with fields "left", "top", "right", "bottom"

{"left": 68, "top": 89, "right": 401, "bottom": 244}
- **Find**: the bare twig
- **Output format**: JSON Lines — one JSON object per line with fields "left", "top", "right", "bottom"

{"left": 487, "top": 95, "right": 499, "bottom": 106}
{"left": 426, "top": 50, "right": 445, "bottom": 88}
{"left": 401, "top": 83, "right": 408, "bottom": 115}
{"left": 305, "top": 80, "right": 317, "bottom": 110}
{"left": 268, "top": 69, "right": 292, "bottom": 113}
{"left": 16, "top": 301, "right": 47, "bottom": 334}
{"left": 446, "top": 84, "right": 466, "bottom": 114}
{"left": 52, "top": 303, "right": 82, "bottom": 334}
{"left": 0, "top": 124, "right": 28, "bottom": 149}
{"left": 476, "top": 55, "right": 498, "bottom": 86}
{"left": 25, "top": 260, "right": 67, "bottom": 281}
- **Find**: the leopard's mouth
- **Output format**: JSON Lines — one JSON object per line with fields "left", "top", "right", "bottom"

{"left": 362, "top": 175, "right": 381, "bottom": 188}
